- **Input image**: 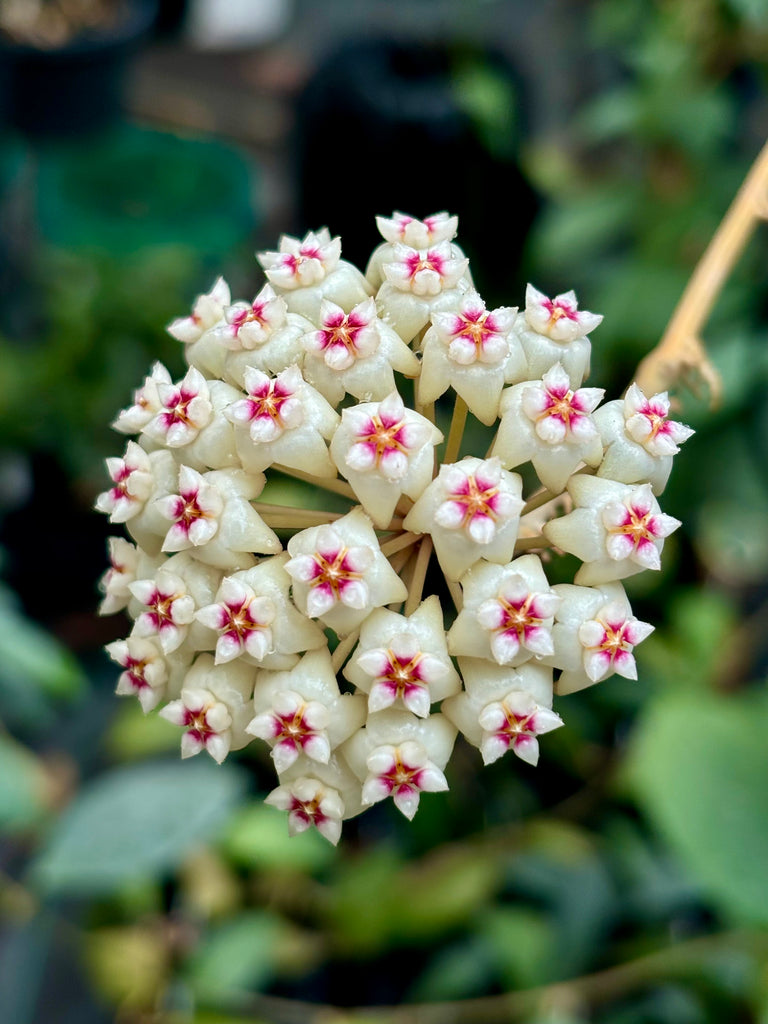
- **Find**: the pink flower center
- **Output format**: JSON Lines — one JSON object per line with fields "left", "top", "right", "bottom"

{"left": 496, "top": 594, "right": 545, "bottom": 639}
{"left": 318, "top": 310, "right": 368, "bottom": 357}
{"left": 245, "top": 378, "right": 295, "bottom": 425}
{"left": 310, "top": 547, "right": 362, "bottom": 599}
{"left": 219, "top": 599, "right": 265, "bottom": 644}
{"left": 450, "top": 309, "right": 497, "bottom": 355}
{"left": 595, "top": 620, "right": 634, "bottom": 660}
{"left": 182, "top": 704, "right": 216, "bottom": 743}
{"left": 353, "top": 414, "right": 409, "bottom": 466}
{"left": 271, "top": 705, "right": 316, "bottom": 746}
{"left": 289, "top": 795, "right": 326, "bottom": 828}
{"left": 122, "top": 656, "right": 151, "bottom": 692}
{"left": 379, "top": 650, "right": 427, "bottom": 701}
{"left": 543, "top": 297, "right": 578, "bottom": 325}
{"left": 146, "top": 589, "right": 175, "bottom": 628}
{"left": 539, "top": 384, "right": 585, "bottom": 428}
{"left": 160, "top": 386, "right": 198, "bottom": 429}
{"left": 172, "top": 489, "right": 212, "bottom": 534}
{"left": 378, "top": 755, "right": 425, "bottom": 794}
{"left": 447, "top": 474, "right": 500, "bottom": 527}
{"left": 404, "top": 248, "right": 445, "bottom": 278}
{"left": 637, "top": 402, "right": 672, "bottom": 439}
{"left": 283, "top": 244, "right": 322, "bottom": 274}
{"left": 232, "top": 300, "right": 269, "bottom": 332}
{"left": 613, "top": 504, "right": 657, "bottom": 548}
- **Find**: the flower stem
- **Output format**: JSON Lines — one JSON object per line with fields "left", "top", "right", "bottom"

{"left": 514, "top": 535, "right": 550, "bottom": 553}
{"left": 272, "top": 464, "right": 357, "bottom": 502}
{"left": 380, "top": 531, "right": 421, "bottom": 557}
{"left": 443, "top": 395, "right": 468, "bottom": 465}
{"left": 404, "top": 536, "right": 433, "bottom": 615}
{"left": 331, "top": 629, "right": 360, "bottom": 673}
{"left": 633, "top": 141, "right": 768, "bottom": 405}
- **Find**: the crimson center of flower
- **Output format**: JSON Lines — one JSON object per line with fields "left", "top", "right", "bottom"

{"left": 357, "top": 415, "right": 408, "bottom": 465}
{"left": 498, "top": 595, "right": 542, "bottom": 638}
{"left": 274, "top": 705, "right": 314, "bottom": 742}
{"left": 616, "top": 506, "right": 655, "bottom": 545}
{"left": 312, "top": 547, "right": 362, "bottom": 598}
{"left": 383, "top": 651, "right": 425, "bottom": 698}
{"left": 451, "top": 476, "right": 499, "bottom": 527}
{"left": 406, "top": 250, "right": 445, "bottom": 278}
{"left": 381, "top": 755, "right": 422, "bottom": 791}
{"left": 183, "top": 704, "right": 215, "bottom": 741}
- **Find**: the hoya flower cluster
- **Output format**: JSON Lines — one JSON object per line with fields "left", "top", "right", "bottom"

{"left": 97, "top": 213, "right": 692, "bottom": 844}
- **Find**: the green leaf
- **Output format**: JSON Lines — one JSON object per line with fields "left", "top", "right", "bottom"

{"left": 220, "top": 803, "right": 335, "bottom": 873}
{"left": 33, "top": 759, "right": 245, "bottom": 895}
{"left": 187, "top": 911, "right": 281, "bottom": 1001}
{"left": 0, "top": 736, "right": 47, "bottom": 832}
{"left": 627, "top": 690, "right": 768, "bottom": 924}
{"left": 482, "top": 906, "right": 555, "bottom": 988}
{"left": 0, "top": 585, "right": 86, "bottom": 701}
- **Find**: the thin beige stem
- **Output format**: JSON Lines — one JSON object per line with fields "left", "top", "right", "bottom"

{"left": 331, "top": 629, "right": 360, "bottom": 673}
{"left": 272, "top": 464, "right": 357, "bottom": 502}
{"left": 446, "top": 577, "right": 463, "bottom": 612}
{"left": 520, "top": 467, "right": 596, "bottom": 516}
{"left": 404, "top": 536, "right": 433, "bottom": 616}
{"left": 514, "top": 535, "right": 550, "bottom": 553}
{"left": 443, "top": 395, "right": 469, "bottom": 465}
{"left": 380, "top": 531, "right": 421, "bottom": 557}
{"left": 634, "top": 140, "right": 768, "bottom": 405}
{"left": 388, "top": 544, "right": 416, "bottom": 577}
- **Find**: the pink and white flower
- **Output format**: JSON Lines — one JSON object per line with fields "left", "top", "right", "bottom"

{"left": 375, "top": 211, "right": 459, "bottom": 249}
{"left": 95, "top": 441, "right": 154, "bottom": 523}
{"left": 493, "top": 363, "right": 604, "bottom": 492}
{"left": 476, "top": 691, "right": 563, "bottom": 766}
{"left": 159, "top": 655, "right": 255, "bottom": 763}
{"left": 418, "top": 292, "right": 525, "bottom": 424}
{"left": 195, "top": 575, "right": 276, "bottom": 664}
{"left": 106, "top": 636, "right": 171, "bottom": 712}
{"left": 129, "top": 569, "right": 197, "bottom": 654}
{"left": 342, "top": 709, "right": 456, "bottom": 820}
{"left": 285, "top": 508, "right": 407, "bottom": 634}
{"left": 265, "top": 774, "right": 347, "bottom": 845}
{"left": 578, "top": 603, "right": 654, "bottom": 684}
{"left": 216, "top": 284, "right": 287, "bottom": 350}
{"left": 524, "top": 285, "right": 602, "bottom": 343}
{"left": 541, "top": 581, "right": 654, "bottom": 694}
{"left": 143, "top": 366, "right": 213, "bottom": 449}
{"left": 448, "top": 555, "right": 560, "bottom": 666}
{"left": 302, "top": 298, "right": 419, "bottom": 406}
{"left": 226, "top": 365, "right": 339, "bottom": 477}
{"left": 404, "top": 457, "right": 523, "bottom": 580}
{"left": 330, "top": 391, "right": 441, "bottom": 527}
{"left": 167, "top": 276, "right": 230, "bottom": 343}
{"left": 442, "top": 659, "right": 558, "bottom": 767}
{"left": 98, "top": 537, "right": 139, "bottom": 615}
{"left": 248, "top": 649, "right": 365, "bottom": 773}
{"left": 595, "top": 383, "right": 694, "bottom": 494}
{"left": 258, "top": 229, "right": 342, "bottom": 290}
{"left": 112, "top": 363, "right": 172, "bottom": 435}
{"left": 155, "top": 465, "right": 224, "bottom": 552}
{"left": 383, "top": 242, "right": 469, "bottom": 297}
{"left": 345, "top": 597, "right": 461, "bottom": 717}
{"left": 543, "top": 476, "right": 681, "bottom": 586}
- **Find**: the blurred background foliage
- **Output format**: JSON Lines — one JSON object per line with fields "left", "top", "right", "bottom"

{"left": 2, "top": 0, "right": 768, "bottom": 1021}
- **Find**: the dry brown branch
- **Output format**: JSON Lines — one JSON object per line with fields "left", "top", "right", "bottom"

{"left": 634, "top": 138, "right": 768, "bottom": 406}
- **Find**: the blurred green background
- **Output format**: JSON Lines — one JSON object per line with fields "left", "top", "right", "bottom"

{"left": 2, "top": 1, "right": 768, "bottom": 1022}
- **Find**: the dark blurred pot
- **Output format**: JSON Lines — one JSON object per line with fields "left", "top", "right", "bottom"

{"left": 294, "top": 38, "right": 539, "bottom": 303}
{"left": 0, "top": 0, "right": 157, "bottom": 137}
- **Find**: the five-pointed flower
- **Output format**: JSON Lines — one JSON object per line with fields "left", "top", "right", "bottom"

{"left": 248, "top": 649, "right": 366, "bottom": 773}
{"left": 448, "top": 555, "right": 560, "bottom": 666}
{"left": 443, "top": 660, "right": 561, "bottom": 766}
{"left": 345, "top": 597, "right": 462, "bottom": 717}
{"left": 167, "top": 276, "right": 230, "bottom": 343}
{"left": 285, "top": 508, "right": 407, "bottom": 634}
{"left": 404, "top": 457, "right": 523, "bottom": 580}
{"left": 330, "top": 390, "right": 442, "bottom": 527}
{"left": 595, "top": 382, "right": 694, "bottom": 494}
{"left": 493, "top": 363, "right": 604, "bottom": 492}
{"left": 544, "top": 476, "right": 681, "bottom": 586}
{"left": 418, "top": 291, "right": 525, "bottom": 424}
